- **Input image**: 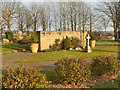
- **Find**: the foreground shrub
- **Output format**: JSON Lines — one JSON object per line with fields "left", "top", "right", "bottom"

{"left": 5, "top": 31, "right": 13, "bottom": 41}
{"left": 2, "top": 65, "right": 50, "bottom": 88}
{"left": 55, "top": 59, "right": 91, "bottom": 85}
{"left": 91, "top": 55, "right": 120, "bottom": 77}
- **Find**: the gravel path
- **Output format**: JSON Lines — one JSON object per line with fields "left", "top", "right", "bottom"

{"left": 2, "top": 51, "right": 57, "bottom": 70}
{"left": 2, "top": 51, "right": 93, "bottom": 70}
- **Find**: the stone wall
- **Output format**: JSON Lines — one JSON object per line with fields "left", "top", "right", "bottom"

{"left": 37, "top": 31, "right": 87, "bottom": 51}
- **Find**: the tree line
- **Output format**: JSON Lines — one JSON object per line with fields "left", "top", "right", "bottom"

{"left": 1, "top": 2, "right": 120, "bottom": 40}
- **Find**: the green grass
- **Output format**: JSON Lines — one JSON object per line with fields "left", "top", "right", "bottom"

{"left": 96, "top": 40, "right": 120, "bottom": 46}
{"left": 91, "top": 78, "right": 120, "bottom": 88}
{"left": 2, "top": 43, "right": 30, "bottom": 55}
{"left": 41, "top": 70, "right": 56, "bottom": 83}
{"left": 16, "top": 46, "right": 118, "bottom": 63}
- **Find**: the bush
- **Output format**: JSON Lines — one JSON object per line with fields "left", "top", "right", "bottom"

{"left": 5, "top": 31, "right": 13, "bottom": 41}
{"left": 63, "top": 36, "right": 71, "bottom": 50}
{"left": 90, "top": 34, "right": 96, "bottom": 40}
{"left": 31, "top": 31, "right": 38, "bottom": 43}
{"left": 2, "top": 65, "right": 50, "bottom": 88}
{"left": 24, "top": 36, "right": 31, "bottom": 39}
{"left": 13, "top": 38, "right": 18, "bottom": 43}
{"left": 55, "top": 58, "right": 91, "bottom": 85}
{"left": 16, "top": 34, "right": 23, "bottom": 42}
{"left": 18, "top": 36, "right": 31, "bottom": 44}
{"left": 71, "top": 37, "right": 82, "bottom": 48}
{"left": 49, "top": 39, "right": 61, "bottom": 51}
{"left": 91, "top": 55, "right": 120, "bottom": 77}
{"left": 18, "top": 38, "right": 30, "bottom": 44}
{"left": 3, "top": 39, "right": 9, "bottom": 43}
{"left": 16, "top": 36, "right": 23, "bottom": 41}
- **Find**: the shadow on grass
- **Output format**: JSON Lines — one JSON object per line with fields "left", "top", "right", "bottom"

{"left": 41, "top": 69, "right": 57, "bottom": 84}
{"left": 2, "top": 43, "right": 30, "bottom": 51}
{"left": 90, "top": 78, "right": 120, "bottom": 88}
{"left": 39, "top": 65, "right": 57, "bottom": 70}
{"left": 97, "top": 40, "right": 120, "bottom": 42}
{"left": 93, "top": 49, "right": 119, "bottom": 53}
{"left": 68, "top": 50, "right": 86, "bottom": 53}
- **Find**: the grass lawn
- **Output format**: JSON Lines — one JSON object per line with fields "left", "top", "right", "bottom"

{"left": 41, "top": 70, "right": 56, "bottom": 84}
{"left": 16, "top": 46, "right": 119, "bottom": 63}
{"left": 91, "top": 78, "right": 120, "bottom": 88}
{"left": 96, "top": 40, "right": 120, "bottom": 46}
{"left": 2, "top": 43, "right": 30, "bottom": 55}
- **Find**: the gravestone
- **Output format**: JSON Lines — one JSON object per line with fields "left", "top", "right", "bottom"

{"left": 85, "top": 34, "right": 92, "bottom": 53}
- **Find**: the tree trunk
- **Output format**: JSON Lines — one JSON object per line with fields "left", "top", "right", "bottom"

{"left": 0, "top": 29, "right": 3, "bottom": 41}
{"left": 7, "top": 19, "right": 11, "bottom": 31}
{"left": 34, "top": 16, "right": 36, "bottom": 31}
{"left": 71, "top": 16, "right": 73, "bottom": 31}
{"left": 27, "top": 25, "right": 29, "bottom": 36}
{"left": 67, "top": 19, "right": 69, "bottom": 31}
{"left": 63, "top": 18, "right": 66, "bottom": 31}
{"left": 113, "top": 22, "right": 117, "bottom": 41}
{"left": 90, "top": 14, "right": 92, "bottom": 36}
{"left": 74, "top": 14, "right": 76, "bottom": 31}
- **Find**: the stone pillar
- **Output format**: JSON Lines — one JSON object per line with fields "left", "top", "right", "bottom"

{"left": 85, "top": 34, "right": 92, "bottom": 53}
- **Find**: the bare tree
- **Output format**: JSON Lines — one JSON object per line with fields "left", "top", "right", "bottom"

{"left": 73, "top": 3, "right": 77, "bottom": 31}
{"left": 48, "top": 3, "right": 51, "bottom": 31}
{"left": 81, "top": 4, "right": 89, "bottom": 32}
{"left": 24, "top": 7, "right": 32, "bottom": 35}
{"left": 2, "top": 2, "right": 17, "bottom": 31}
{"left": 118, "top": 1, "right": 120, "bottom": 39}
{"left": 102, "top": 17, "right": 110, "bottom": 36}
{"left": 96, "top": 2, "right": 120, "bottom": 40}
{"left": 31, "top": 3, "right": 40, "bottom": 31}
{"left": 70, "top": 3, "right": 74, "bottom": 31}
{"left": 39, "top": 5, "right": 48, "bottom": 31}
{"left": 17, "top": 2, "right": 26, "bottom": 33}
{"left": 59, "top": 2, "right": 63, "bottom": 31}
{"left": 52, "top": 3, "right": 59, "bottom": 31}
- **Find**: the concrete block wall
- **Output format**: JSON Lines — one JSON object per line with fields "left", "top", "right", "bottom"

{"left": 38, "top": 31, "right": 87, "bottom": 51}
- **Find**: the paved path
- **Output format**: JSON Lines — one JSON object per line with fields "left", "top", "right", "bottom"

{"left": 2, "top": 51, "right": 57, "bottom": 70}
{"left": 2, "top": 51, "right": 93, "bottom": 70}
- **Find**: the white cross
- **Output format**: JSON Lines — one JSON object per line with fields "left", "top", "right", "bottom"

{"left": 86, "top": 34, "right": 90, "bottom": 40}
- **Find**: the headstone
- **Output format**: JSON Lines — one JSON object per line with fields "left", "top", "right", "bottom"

{"left": 85, "top": 34, "right": 92, "bottom": 53}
